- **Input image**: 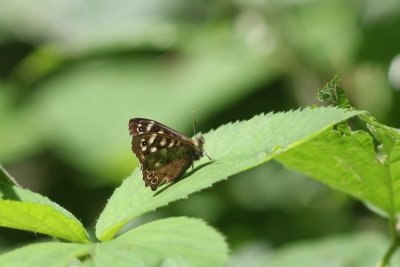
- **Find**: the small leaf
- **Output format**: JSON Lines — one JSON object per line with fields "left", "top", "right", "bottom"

{"left": 0, "top": 217, "right": 228, "bottom": 267}
{"left": 317, "top": 76, "right": 351, "bottom": 109}
{"left": 96, "top": 107, "right": 362, "bottom": 240}
{"left": 0, "top": 184, "right": 89, "bottom": 243}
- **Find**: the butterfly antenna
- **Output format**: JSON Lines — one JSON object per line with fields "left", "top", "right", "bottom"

{"left": 192, "top": 110, "right": 197, "bottom": 137}
{"left": 205, "top": 151, "right": 213, "bottom": 161}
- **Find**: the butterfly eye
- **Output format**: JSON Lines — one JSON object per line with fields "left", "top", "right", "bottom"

{"left": 141, "top": 140, "right": 148, "bottom": 147}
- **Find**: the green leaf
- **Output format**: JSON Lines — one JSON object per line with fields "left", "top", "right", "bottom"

{"left": 265, "top": 231, "right": 400, "bottom": 267}
{"left": 275, "top": 114, "right": 400, "bottom": 217}
{"left": 96, "top": 107, "right": 362, "bottom": 241}
{"left": 95, "top": 217, "right": 228, "bottom": 267}
{"left": 0, "top": 217, "right": 228, "bottom": 267}
{"left": 0, "top": 242, "right": 91, "bottom": 267}
{"left": 361, "top": 114, "right": 400, "bottom": 159}
{"left": 0, "top": 183, "right": 89, "bottom": 243}
{"left": 317, "top": 76, "right": 351, "bottom": 109}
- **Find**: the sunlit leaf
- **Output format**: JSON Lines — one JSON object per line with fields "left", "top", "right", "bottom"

{"left": 0, "top": 173, "right": 89, "bottom": 243}
{"left": 0, "top": 217, "right": 228, "bottom": 267}
{"left": 96, "top": 107, "right": 361, "bottom": 240}
{"left": 276, "top": 114, "right": 400, "bottom": 217}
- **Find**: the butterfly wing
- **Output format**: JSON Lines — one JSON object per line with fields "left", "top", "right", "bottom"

{"left": 129, "top": 118, "right": 192, "bottom": 140}
{"left": 129, "top": 118, "right": 196, "bottom": 190}
{"left": 130, "top": 132, "right": 192, "bottom": 162}
{"left": 142, "top": 146, "right": 194, "bottom": 190}
{"left": 129, "top": 118, "right": 194, "bottom": 160}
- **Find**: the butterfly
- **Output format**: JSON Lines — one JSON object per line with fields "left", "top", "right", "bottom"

{"left": 128, "top": 114, "right": 211, "bottom": 191}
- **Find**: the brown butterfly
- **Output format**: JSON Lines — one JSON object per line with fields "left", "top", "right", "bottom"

{"left": 128, "top": 114, "right": 211, "bottom": 190}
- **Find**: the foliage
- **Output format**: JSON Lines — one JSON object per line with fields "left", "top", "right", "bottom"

{"left": 0, "top": 217, "right": 227, "bottom": 267}
{"left": 1, "top": 0, "right": 399, "bottom": 265}
{"left": 96, "top": 107, "right": 361, "bottom": 240}
{"left": 0, "top": 107, "right": 363, "bottom": 266}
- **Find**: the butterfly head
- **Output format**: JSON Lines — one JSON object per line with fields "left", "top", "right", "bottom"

{"left": 193, "top": 134, "right": 205, "bottom": 159}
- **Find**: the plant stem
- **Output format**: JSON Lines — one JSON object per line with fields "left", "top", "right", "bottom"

{"left": 375, "top": 217, "right": 400, "bottom": 267}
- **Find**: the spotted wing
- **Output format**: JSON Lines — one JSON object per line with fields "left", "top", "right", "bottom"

{"left": 129, "top": 118, "right": 197, "bottom": 190}
{"left": 131, "top": 132, "right": 192, "bottom": 164}
{"left": 129, "top": 118, "right": 192, "bottom": 140}
{"left": 128, "top": 118, "right": 194, "bottom": 164}
{"left": 142, "top": 146, "right": 195, "bottom": 190}
{"left": 130, "top": 132, "right": 155, "bottom": 164}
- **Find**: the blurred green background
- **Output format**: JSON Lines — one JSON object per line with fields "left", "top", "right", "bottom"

{"left": 1, "top": 0, "right": 400, "bottom": 265}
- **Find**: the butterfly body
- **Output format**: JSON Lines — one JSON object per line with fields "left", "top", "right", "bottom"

{"left": 129, "top": 118, "right": 206, "bottom": 190}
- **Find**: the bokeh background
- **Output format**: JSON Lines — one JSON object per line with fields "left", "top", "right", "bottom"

{"left": 1, "top": 0, "right": 400, "bottom": 265}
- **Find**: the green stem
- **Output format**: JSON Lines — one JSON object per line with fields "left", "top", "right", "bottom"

{"left": 375, "top": 217, "right": 400, "bottom": 267}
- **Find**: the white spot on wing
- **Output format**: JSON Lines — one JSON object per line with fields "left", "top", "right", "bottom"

{"left": 158, "top": 130, "right": 164, "bottom": 134}
{"left": 149, "top": 134, "right": 157, "bottom": 144}
{"left": 160, "top": 138, "right": 167, "bottom": 146}
{"left": 146, "top": 122, "right": 154, "bottom": 131}
{"left": 150, "top": 147, "right": 157, "bottom": 153}
{"left": 168, "top": 141, "right": 175, "bottom": 147}
{"left": 142, "top": 146, "right": 147, "bottom": 151}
